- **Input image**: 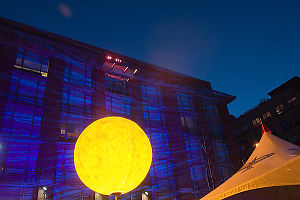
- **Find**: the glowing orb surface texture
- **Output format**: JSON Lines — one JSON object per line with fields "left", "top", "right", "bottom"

{"left": 74, "top": 117, "right": 152, "bottom": 195}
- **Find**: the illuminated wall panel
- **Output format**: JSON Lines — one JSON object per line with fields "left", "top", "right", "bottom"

{"left": 0, "top": 18, "right": 236, "bottom": 200}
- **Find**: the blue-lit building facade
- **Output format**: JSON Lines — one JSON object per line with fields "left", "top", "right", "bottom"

{"left": 0, "top": 17, "right": 237, "bottom": 200}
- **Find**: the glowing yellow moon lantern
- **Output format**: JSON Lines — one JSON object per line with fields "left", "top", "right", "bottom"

{"left": 74, "top": 117, "right": 152, "bottom": 196}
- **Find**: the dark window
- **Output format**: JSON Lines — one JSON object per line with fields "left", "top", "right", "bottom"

{"left": 64, "top": 60, "right": 91, "bottom": 87}
{"left": 181, "top": 116, "right": 198, "bottom": 132}
{"left": 293, "top": 113, "right": 300, "bottom": 125}
{"left": 177, "top": 92, "right": 193, "bottom": 111}
{"left": 60, "top": 59, "right": 92, "bottom": 141}
{"left": 204, "top": 100, "right": 219, "bottom": 119}
{"left": 143, "top": 106, "right": 165, "bottom": 129}
{"left": 241, "top": 124, "right": 249, "bottom": 132}
{"left": 106, "top": 96, "right": 131, "bottom": 116}
{"left": 269, "top": 127, "right": 277, "bottom": 134}
{"left": 141, "top": 83, "right": 161, "bottom": 103}
{"left": 1, "top": 74, "right": 45, "bottom": 137}
{"left": 61, "top": 86, "right": 92, "bottom": 115}
{"left": 0, "top": 142, "right": 38, "bottom": 182}
{"left": 281, "top": 118, "right": 292, "bottom": 131}
{"left": 54, "top": 146, "right": 90, "bottom": 199}
{"left": 105, "top": 73, "right": 129, "bottom": 95}
{"left": 148, "top": 131, "right": 175, "bottom": 195}
{"left": 191, "top": 164, "right": 205, "bottom": 181}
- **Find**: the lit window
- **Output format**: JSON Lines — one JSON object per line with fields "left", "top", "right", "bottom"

{"left": 287, "top": 97, "right": 297, "bottom": 106}
{"left": 252, "top": 117, "right": 261, "bottom": 126}
{"left": 14, "top": 49, "right": 49, "bottom": 77}
{"left": 275, "top": 104, "right": 285, "bottom": 114}
{"left": 59, "top": 120, "right": 86, "bottom": 142}
{"left": 262, "top": 112, "right": 271, "bottom": 120}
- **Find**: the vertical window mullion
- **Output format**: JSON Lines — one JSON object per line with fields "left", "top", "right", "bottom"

{"left": 8, "top": 75, "right": 21, "bottom": 134}
{"left": 24, "top": 144, "right": 30, "bottom": 182}
{"left": 30, "top": 80, "right": 39, "bottom": 137}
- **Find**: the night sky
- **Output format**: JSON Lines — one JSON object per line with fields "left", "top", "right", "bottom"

{"left": 1, "top": 0, "right": 299, "bottom": 116}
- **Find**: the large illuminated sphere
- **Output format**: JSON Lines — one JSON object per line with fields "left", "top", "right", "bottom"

{"left": 74, "top": 117, "right": 152, "bottom": 195}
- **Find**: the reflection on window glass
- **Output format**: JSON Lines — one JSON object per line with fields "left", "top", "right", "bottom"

{"left": 0, "top": 142, "right": 38, "bottom": 182}
{"left": 1, "top": 73, "right": 45, "bottom": 137}
{"left": 144, "top": 106, "right": 165, "bottom": 129}
{"left": 106, "top": 96, "right": 131, "bottom": 116}
{"left": 61, "top": 86, "right": 91, "bottom": 115}
{"left": 64, "top": 60, "right": 91, "bottom": 87}
{"left": 105, "top": 73, "right": 129, "bottom": 96}
{"left": 141, "top": 83, "right": 161, "bottom": 102}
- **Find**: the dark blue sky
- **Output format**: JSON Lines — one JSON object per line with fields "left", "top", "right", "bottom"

{"left": 1, "top": 0, "right": 299, "bottom": 116}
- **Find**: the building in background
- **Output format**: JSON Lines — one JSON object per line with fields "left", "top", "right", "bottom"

{"left": 0, "top": 17, "right": 237, "bottom": 200}
{"left": 235, "top": 76, "right": 300, "bottom": 164}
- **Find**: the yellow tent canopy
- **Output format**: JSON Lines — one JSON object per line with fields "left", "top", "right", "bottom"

{"left": 200, "top": 131, "right": 300, "bottom": 200}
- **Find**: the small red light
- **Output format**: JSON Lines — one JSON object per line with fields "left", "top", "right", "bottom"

{"left": 107, "top": 56, "right": 112, "bottom": 60}
{"left": 119, "top": 59, "right": 122, "bottom": 63}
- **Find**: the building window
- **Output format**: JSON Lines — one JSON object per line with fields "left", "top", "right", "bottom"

{"left": 148, "top": 131, "right": 175, "bottom": 195}
{"left": 203, "top": 100, "right": 219, "bottom": 119}
{"left": 61, "top": 86, "right": 92, "bottom": 115}
{"left": 287, "top": 97, "right": 297, "bottom": 106}
{"left": 0, "top": 142, "right": 38, "bottom": 182}
{"left": 241, "top": 124, "right": 249, "bottom": 132}
{"left": 55, "top": 146, "right": 90, "bottom": 199}
{"left": 191, "top": 164, "right": 205, "bottom": 181}
{"left": 1, "top": 74, "right": 45, "bottom": 137}
{"left": 177, "top": 92, "right": 193, "bottom": 111}
{"left": 14, "top": 48, "right": 49, "bottom": 77}
{"left": 252, "top": 117, "right": 261, "bottom": 126}
{"left": 105, "top": 73, "right": 129, "bottom": 96}
{"left": 59, "top": 119, "right": 86, "bottom": 142}
{"left": 141, "top": 83, "right": 161, "bottom": 103}
{"left": 106, "top": 96, "right": 131, "bottom": 116}
{"left": 293, "top": 113, "right": 300, "bottom": 125}
{"left": 64, "top": 59, "right": 92, "bottom": 87}
{"left": 275, "top": 104, "right": 285, "bottom": 114}
{"left": 143, "top": 106, "right": 165, "bottom": 129}
{"left": 281, "top": 118, "right": 292, "bottom": 131}
{"left": 269, "top": 126, "right": 277, "bottom": 134}
{"left": 262, "top": 112, "right": 271, "bottom": 120}
{"left": 180, "top": 116, "right": 198, "bottom": 132}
